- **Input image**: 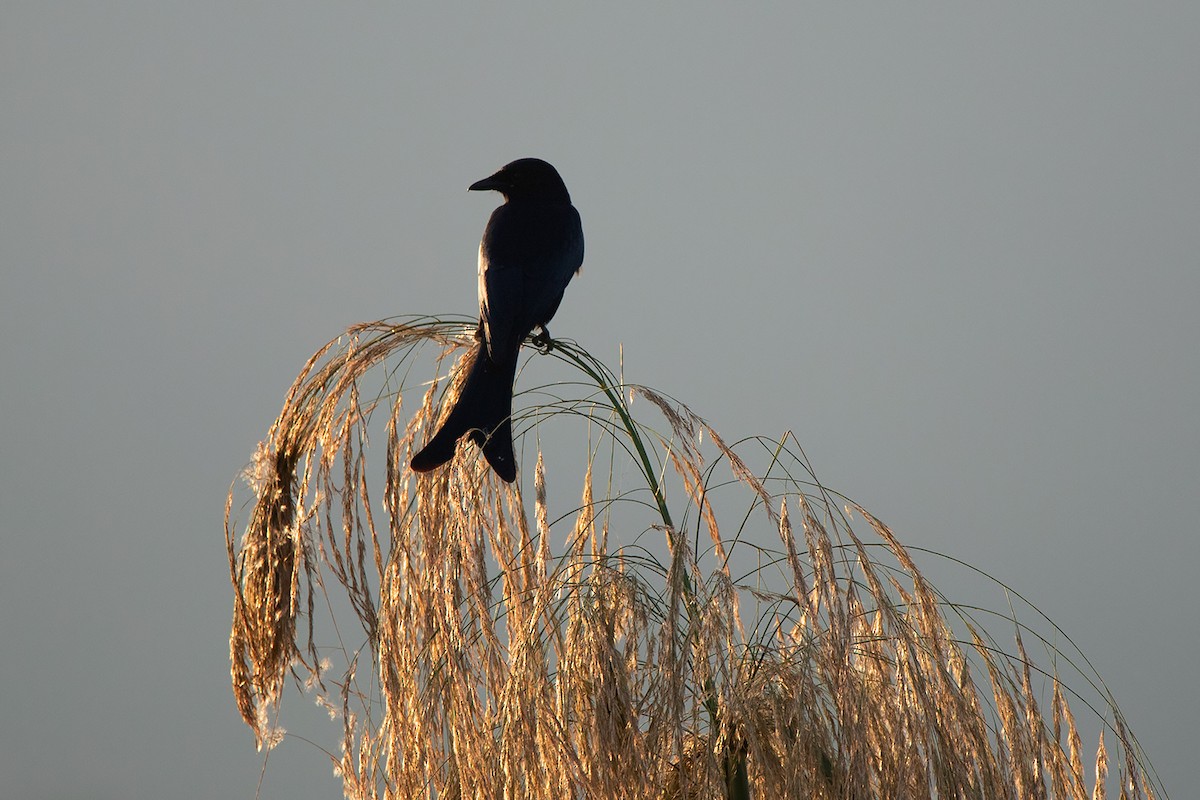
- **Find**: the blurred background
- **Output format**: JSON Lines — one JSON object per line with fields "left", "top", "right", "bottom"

{"left": 3, "top": 4, "right": 1196, "bottom": 797}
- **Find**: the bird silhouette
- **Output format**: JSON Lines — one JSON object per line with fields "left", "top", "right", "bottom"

{"left": 410, "top": 158, "right": 584, "bottom": 482}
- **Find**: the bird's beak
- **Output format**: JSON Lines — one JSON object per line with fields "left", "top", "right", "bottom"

{"left": 469, "top": 171, "right": 502, "bottom": 192}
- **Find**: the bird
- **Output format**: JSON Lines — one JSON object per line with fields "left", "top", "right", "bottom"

{"left": 410, "top": 158, "right": 584, "bottom": 482}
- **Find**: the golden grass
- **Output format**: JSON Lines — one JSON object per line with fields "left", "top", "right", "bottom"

{"left": 227, "top": 318, "right": 1165, "bottom": 799}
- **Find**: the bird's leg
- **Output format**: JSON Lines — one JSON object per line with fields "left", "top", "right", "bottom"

{"left": 530, "top": 325, "right": 554, "bottom": 353}
{"left": 473, "top": 320, "right": 485, "bottom": 341}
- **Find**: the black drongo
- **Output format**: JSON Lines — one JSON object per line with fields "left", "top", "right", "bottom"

{"left": 410, "top": 158, "right": 584, "bottom": 482}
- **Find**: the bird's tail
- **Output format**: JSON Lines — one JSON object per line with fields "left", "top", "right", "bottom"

{"left": 410, "top": 342, "right": 518, "bottom": 482}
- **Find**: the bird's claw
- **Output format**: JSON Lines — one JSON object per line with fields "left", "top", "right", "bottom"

{"left": 531, "top": 327, "right": 554, "bottom": 354}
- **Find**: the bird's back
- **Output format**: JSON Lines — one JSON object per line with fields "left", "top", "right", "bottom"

{"left": 478, "top": 200, "right": 584, "bottom": 364}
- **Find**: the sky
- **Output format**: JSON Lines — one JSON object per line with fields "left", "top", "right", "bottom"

{"left": 3, "top": 4, "right": 1197, "bottom": 798}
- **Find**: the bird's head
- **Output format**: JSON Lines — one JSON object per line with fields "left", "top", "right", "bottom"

{"left": 469, "top": 158, "right": 571, "bottom": 203}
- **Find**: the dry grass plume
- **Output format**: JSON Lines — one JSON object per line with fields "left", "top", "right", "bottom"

{"left": 227, "top": 317, "right": 1165, "bottom": 799}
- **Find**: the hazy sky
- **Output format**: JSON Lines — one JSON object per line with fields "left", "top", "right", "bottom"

{"left": 3, "top": 4, "right": 1197, "bottom": 797}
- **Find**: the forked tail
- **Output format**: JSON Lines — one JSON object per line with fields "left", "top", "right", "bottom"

{"left": 410, "top": 343, "right": 518, "bottom": 482}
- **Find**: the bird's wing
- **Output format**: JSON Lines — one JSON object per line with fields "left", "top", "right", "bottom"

{"left": 478, "top": 238, "right": 521, "bottom": 365}
{"left": 524, "top": 206, "right": 584, "bottom": 327}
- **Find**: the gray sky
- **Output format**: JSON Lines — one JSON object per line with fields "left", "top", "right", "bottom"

{"left": 3, "top": 4, "right": 1197, "bottom": 797}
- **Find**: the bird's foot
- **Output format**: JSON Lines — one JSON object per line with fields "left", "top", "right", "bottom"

{"left": 531, "top": 326, "right": 554, "bottom": 354}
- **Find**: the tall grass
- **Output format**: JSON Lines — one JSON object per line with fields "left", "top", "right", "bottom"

{"left": 227, "top": 317, "right": 1164, "bottom": 799}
